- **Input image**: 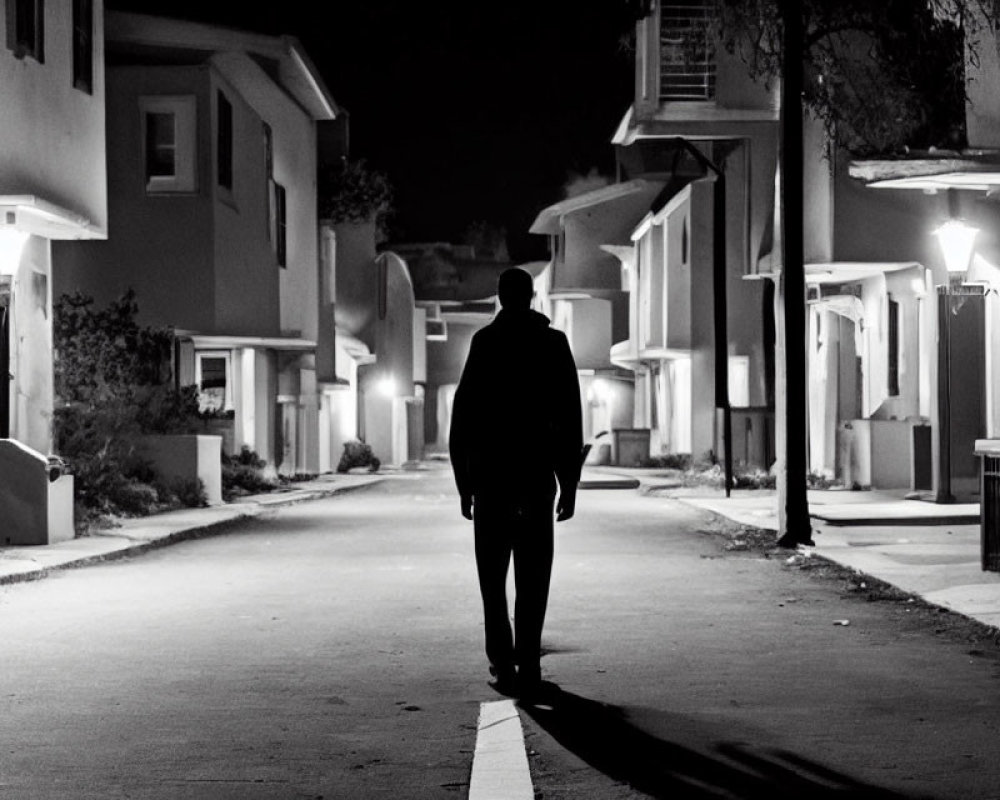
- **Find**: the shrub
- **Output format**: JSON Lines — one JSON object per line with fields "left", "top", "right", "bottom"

{"left": 222, "top": 447, "right": 278, "bottom": 499}
{"left": 156, "top": 477, "right": 208, "bottom": 508}
{"left": 639, "top": 453, "right": 692, "bottom": 470}
{"left": 53, "top": 290, "right": 213, "bottom": 522}
{"left": 336, "top": 440, "right": 381, "bottom": 473}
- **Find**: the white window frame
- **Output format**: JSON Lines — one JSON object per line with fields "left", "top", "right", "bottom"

{"left": 195, "top": 350, "right": 233, "bottom": 413}
{"left": 140, "top": 95, "right": 197, "bottom": 194}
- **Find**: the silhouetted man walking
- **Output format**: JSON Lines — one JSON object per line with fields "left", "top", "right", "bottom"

{"left": 449, "top": 267, "right": 583, "bottom": 697}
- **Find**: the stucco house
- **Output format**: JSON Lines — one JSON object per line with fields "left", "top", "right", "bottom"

{"left": 54, "top": 12, "right": 338, "bottom": 477}
{"left": 616, "top": 1, "right": 1000, "bottom": 501}
{"left": 0, "top": 0, "right": 108, "bottom": 544}
{"left": 319, "top": 219, "right": 425, "bottom": 468}
{"left": 609, "top": 2, "right": 776, "bottom": 471}
{"left": 529, "top": 181, "right": 666, "bottom": 459}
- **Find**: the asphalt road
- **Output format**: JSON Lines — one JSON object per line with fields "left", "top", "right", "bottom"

{"left": 1, "top": 467, "right": 999, "bottom": 799}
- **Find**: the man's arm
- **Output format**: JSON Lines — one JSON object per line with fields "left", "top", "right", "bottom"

{"left": 551, "top": 331, "right": 583, "bottom": 521}
{"left": 449, "top": 335, "right": 482, "bottom": 520}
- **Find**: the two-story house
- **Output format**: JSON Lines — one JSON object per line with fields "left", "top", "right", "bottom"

{"left": 610, "top": 1, "right": 777, "bottom": 470}
{"left": 1, "top": 0, "right": 107, "bottom": 544}
{"left": 617, "top": 2, "right": 1000, "bottom": 502}
{"left": 529, "top": 180, "right": 666, "bottom": 456}
{"left": 54, "top": 12, "right": 338, "bottom": 477}
{"left": 318, "top": 217, "right": 425, "bottom": 468}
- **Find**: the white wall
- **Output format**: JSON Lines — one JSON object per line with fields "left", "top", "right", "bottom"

{"left": 0, "top": 0, "right": 107, "bottom": 234}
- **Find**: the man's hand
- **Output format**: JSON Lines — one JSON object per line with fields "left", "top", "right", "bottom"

{"left": 460, "top": 495, "right": 474, "bottom": 520}
{"left": 556, "top": 492, "right": 576, "bottom": 522}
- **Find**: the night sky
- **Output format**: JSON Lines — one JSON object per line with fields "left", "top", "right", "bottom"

{"left": 104, "top": 1, "right": 637, "bottom": 262}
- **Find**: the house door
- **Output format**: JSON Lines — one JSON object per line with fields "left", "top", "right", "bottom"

{"left": 0, "top": 301, "right": 8, "bottom": 438}
{"left": 941, "top": 288, "right": 986, "bottom": 500}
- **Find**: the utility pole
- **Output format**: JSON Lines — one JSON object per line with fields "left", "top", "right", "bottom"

{"left": 776, "top": 0, "right": 813, "bottom": 547}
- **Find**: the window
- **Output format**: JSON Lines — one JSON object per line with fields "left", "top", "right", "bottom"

{"left": 273, "top": 182, "right": 287, "bottom": 267}
{"left": 195, "top": 351, "right": 232, "bottom": 413}
{"left": 263, "top": 122, "right": 273, "bottom": 240}
{"left": 6, "top": 0, "right": 43, "bottom": 62}
{"left": 659, "top": 1, "right": 717, "bottom": 101}
{"left": 71, "top": 0, "right": 92, "bottom": 93}
{"left": 887, "top": 297, "right": 900, "bottom": 397}
{"left": 216, "top": 91, "right": 233, "bottom": 191}
{"left": 140, "top": 96, "right": 197, "bottom": 193}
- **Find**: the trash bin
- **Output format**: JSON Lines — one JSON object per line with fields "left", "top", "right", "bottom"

{"left": 611, "top": 428, "right": 651, "bottom": 467}
{"left": 974, "top": 439, "right": 1000, "bottom": 572}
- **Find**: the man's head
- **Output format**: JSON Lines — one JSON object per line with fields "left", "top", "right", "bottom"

{"left": 497, "top": 267, "right": 534, "bottom": 311}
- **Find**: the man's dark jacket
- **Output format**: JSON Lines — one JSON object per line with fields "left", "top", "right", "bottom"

{"left": 449, "top": 308, "right": 583, "bottom": 507}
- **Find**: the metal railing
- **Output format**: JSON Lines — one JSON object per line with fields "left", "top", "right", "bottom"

{"left": 659, "top": 1, "right": 717, "bottom": 101}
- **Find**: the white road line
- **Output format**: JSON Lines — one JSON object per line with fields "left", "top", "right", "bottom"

{"left": 468, "top": 699, "right": 534, "bottom": 800}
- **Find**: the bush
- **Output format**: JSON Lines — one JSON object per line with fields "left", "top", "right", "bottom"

{"left": 156, "top": 477, "right": 209, "bottom": 508}
{"left": 337, "top": 440, "right": 380, "bottom": 473}
{"left": 53, "top": 291, "right": 214, "bottom": 523}
{"left": 222, "top": 447, "right": 278, "bottom": 499}
{"left": 639, "top": 453, "right": 692, "bottom": 470}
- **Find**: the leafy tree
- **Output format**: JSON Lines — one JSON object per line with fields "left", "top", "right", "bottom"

{"left": 318, "top": 158, "right": 394, "bottom": 240}
{"left": 716, "top": 0, "right": 998, "bottom": 156}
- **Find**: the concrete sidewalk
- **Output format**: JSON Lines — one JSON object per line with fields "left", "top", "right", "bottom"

{"left": 592, "top": 466, "right": 1000, "bottom": 632}
{"left": 0, "top": 472, "right": 383, "bottom": 586}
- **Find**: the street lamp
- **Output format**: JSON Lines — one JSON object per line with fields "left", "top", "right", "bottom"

{"left": 933, "top": 218, "right": 979, "bottom": 278}
{"left": 933, "top": 214, "right": 979, "bottom": 503}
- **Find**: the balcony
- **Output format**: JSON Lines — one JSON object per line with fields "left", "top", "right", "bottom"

{"left": 659, "top": 1, "right": 717, "bottom": 101}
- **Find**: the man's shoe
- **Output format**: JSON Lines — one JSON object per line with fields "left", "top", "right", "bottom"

{"left": 516, "top": 665, "right": 542, "bottom": 701}
{"left": 488, "top": 664, "right": 518, "bottom": 697}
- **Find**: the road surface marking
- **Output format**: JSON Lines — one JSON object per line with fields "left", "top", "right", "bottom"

{"left": 469, "top": 700, "right": 534, "bottom": 800}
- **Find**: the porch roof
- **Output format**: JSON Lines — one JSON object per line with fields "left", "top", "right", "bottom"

{"left": 529, "top": 180, "right": 666, "bottom": 236}
{"left": 0, "top": 195, "right": 103, "bottom": 240}
{"left": 180, "top": 333, "right": 316, "bottom": 351}
{"left": 849, "top": 155, "right": 1000, "bottom": 192}
{"left": 805, "top": 262, "right": 924, "bottom": 284}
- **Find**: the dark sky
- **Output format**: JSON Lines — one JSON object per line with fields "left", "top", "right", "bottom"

{"left": 104, "top": 1, "right": 637, "bottom": 261}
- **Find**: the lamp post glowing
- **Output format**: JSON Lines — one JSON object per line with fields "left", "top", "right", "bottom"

{"left": 934, "top": 216, "right": 978, "bottom": 503}
{"left": 934, "top": 219, "right": 979, "bottom": 278}
{"left": 375, "top": 376, "right": 396, "bottom": 398}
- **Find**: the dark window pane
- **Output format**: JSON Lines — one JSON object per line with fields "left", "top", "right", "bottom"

{"left": 200, "top": 357, "right": 227, "bottom": 389}
{"left": 146, "top": 112, "right": 176, "bottom": 178}
{"left": 217, "top": 91, "right": 233, "bottom": 190}
{"left": 888, "top": 298, "right": 900, "bottom": 397}
{"left": 8, "top": 0, "right": 43, "bottom": 62}
{"left": 72, "top": 0, "right": 93, "bottom": 93}
{"left": 275, "top": 183, "right": 287, "bottom": 267}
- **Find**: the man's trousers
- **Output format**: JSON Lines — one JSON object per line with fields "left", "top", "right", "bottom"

{"left": 473, "top": 496, "right": 554, "bottom": 678}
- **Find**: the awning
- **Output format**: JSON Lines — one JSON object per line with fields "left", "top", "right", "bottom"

{"left": 849, "top": 158, "right": 1000, "bottom": 192}
{"left": 180, "top": 333, "right": 316, "bottom": 351}
{"left": 805, "top": 262, "right": 923, "bottom": 284}
{"left": 0, "top": 195, "right": 103, "bottom": 240}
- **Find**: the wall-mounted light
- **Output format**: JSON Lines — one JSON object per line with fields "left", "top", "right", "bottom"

{"left": 375, "top": 376, "right": 396, "bottom": 398}
{"left": 933, "top": 218, "right": 979, "bottom": 277}
{"left": 588, "top": 378, "right": 613, "bottom": 405}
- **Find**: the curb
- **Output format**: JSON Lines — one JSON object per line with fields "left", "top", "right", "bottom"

{"left": 0, "top": 478, "right": 381, "bottom": 588}
{"left": 675, "top": 498, "right": 1000, "bottom": 636}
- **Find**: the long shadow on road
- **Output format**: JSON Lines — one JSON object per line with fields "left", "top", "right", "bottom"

{"left": 519, "top": 684, "right": 932, "bottom": 800}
